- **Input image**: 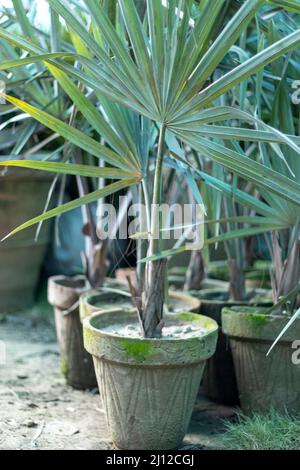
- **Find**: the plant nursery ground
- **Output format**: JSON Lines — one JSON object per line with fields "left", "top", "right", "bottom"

{"left": 0, "top": 295, "right": 237, "bottom": 451}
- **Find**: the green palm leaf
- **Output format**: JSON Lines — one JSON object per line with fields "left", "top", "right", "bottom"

{"left": 1, "top": 178, "right": 139, "bottom": 242}
{"left": 1, "top": 93, "right": 140, "bottom": 173}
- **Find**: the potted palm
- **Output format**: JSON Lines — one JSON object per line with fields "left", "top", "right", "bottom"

{"left": 1, "top": 0, "right": 300, "bottom": 449}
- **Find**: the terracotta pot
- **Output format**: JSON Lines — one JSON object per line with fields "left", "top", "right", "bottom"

{"left": 190, "top": 288, "right": 272, "bottom": 405}
{"left": 80, "top": 288, "right": 201, "bottom": 323}
{"left": 222, "top": 306, "right": 300, "bottom": 413}
{"left": 84, "top": 309, "right": 218, "bottom": 449}
{"left": 48, "top": 275, "right": 97, "bottom": 390}
{"left": 0, "top": 169, "right": 53, "bottom": 312}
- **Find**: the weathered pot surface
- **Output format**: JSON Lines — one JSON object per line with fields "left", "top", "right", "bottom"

{"left": 0, "top": 170, "right": 53, "bottom": 312}
{"left": 222, "top": 306, "right": 300, "bottom": 414}
{"left": 48, "top": 275, "right": 97, "bottom": 390}
{"left": 83, "top": 309, "right": 218, "bottom": 450}
{"left": 188, "top": 288, "right": 272, "bottom": 406}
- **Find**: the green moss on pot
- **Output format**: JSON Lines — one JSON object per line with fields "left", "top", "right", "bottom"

{"left": 175, "top": 312, "right": 200, "bottom": 322}
{"left": 245, "top": 313, "right": 270, "bottom": 330}
{"left": 60, "top": 356, "right": 69, "bottom": 378}
{"left": 120, "top": 339, "right": 155, "bottom": 363}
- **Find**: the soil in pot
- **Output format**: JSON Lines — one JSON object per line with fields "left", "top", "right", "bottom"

{"left": 48, "top": 275, "right": 97, "bottom": 390}
{"left": 190, "top": 288, "right": 272, "bottom": 406}
{"left": 0, "top": 169, "right": 53, "bottom": 312}
{"left": 80, "top": 289, "right": 201, "bottom": 322}
{"left": 222, "top": 306, "right": 300, "bottom": 414}
{"left": 83, "top": 309, "right": 218, "bottom": 450}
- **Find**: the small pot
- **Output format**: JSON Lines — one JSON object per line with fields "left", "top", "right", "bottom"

{"left": 80, "top": 289, "right": 135, "bottom": 322}
{"left": 190, "top": 288, "right": 272, "bottom": 406}
{"left": 222, "top": 306, "right": 300, "bottom": 414}
{"left": 83, "top": 309, "right": 218, "bottom": 450}
{"left": 80, "top": 289, "right": 201, "bottom": 323}
{"left": 0, "top": 170, "right": 53, "bottom": 312}
{"left": 48, "top": 275, "right": 97, "bottom": 390}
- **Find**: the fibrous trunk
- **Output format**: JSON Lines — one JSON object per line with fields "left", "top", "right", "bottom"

{"left": 141, "top": 125, "right": 166, "bottom": 337}
{"left": 142, "top": 259, "right": 167, "bottom": 337}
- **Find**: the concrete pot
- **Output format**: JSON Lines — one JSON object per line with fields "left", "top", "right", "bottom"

{"left": 190, "top": 288, "right": 272, "bottom": 406}
{"left": 0, "top": 169, "right": 53, "bottom": 312}
{"left": 222, "top": 306, "right": 300, "bottom": 413}
{"left": 48, "top": 275, "right": 97, "bottom": 390}
{"left": 83, "top": 309, "right": 218, "bottom": 450}
{"left": 80, "top": 289, "right": 201, "bottom": 323}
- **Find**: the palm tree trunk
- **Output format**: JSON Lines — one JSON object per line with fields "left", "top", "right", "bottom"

{"left": 142, "top": 124, "right": 166, "bottom": 337}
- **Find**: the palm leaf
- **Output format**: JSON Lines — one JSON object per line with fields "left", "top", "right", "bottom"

{"left": 1, "top": 178, "right": 139, "bottom": 241}
{"left": 1, "top": 93, "right": 139, "bottom": 172}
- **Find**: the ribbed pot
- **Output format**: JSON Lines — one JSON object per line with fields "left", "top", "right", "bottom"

{"left": 190, "top": 288, "right": 272, "bottom": 406}
{"left": 84, "top": 309, "right": 218, "bottom": 450}
{"left": 0, "top": 169, "right": 53, "bottom": 312}
{"left": 48, "top": 275, "right": 97, "bottom": 390}
{"left": 222, "top": 306, "right": 300, "bottom": 413}
{"left": 80, "top": 289, "right": 201, "bottom": 323}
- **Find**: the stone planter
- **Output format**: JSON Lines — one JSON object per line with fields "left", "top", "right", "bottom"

{"left": 80, "top": 289, "right": 201, "bottom": 322}
{"left": 190, "top": 288, "right": 272, "bottom": 405}
{"left": 83, "top": 309, "right": 218, "bottom": 450}
{"left": 48, "top": 275, "right": 97, "bottom": 390}
{"left": 0, "top": 169, "right": 53, "bottom": 312}
{"left": 222, "top": 306, "right": 300, "bottom": 413}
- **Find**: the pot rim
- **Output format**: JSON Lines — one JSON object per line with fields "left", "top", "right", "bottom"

{"left": 190, "top": 287, "right": 272, "bottom": 305}
{"left": 83, "top": 308, "right": 218, "bottom": 344}
{"left": 81, "top": 288, "right": 201, "bottom": 311}
{"left": 83, "top": 309, "right": 218, "bottom": 366}
{"left": 48, "top": 274, "right": 87, "bottom": 290}
{"left": 222, "top": 305, "right": 299, "bottom": 342}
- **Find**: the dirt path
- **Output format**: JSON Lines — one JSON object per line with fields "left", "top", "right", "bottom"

{"left": 0, "top": 303, "right": 233, "bottom": 450}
